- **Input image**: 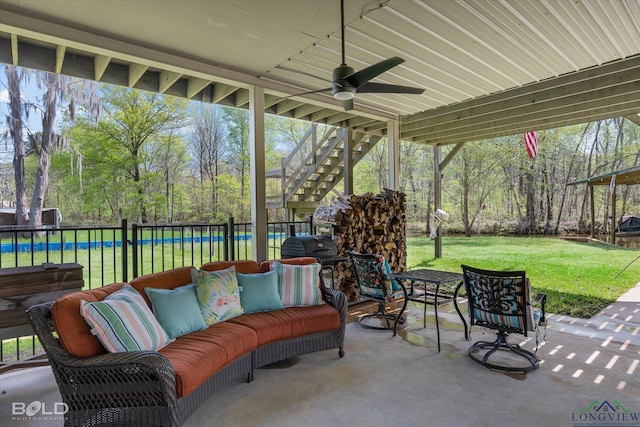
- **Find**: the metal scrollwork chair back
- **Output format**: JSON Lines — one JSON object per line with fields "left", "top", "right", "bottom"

{"left": 348, "top": 251, "right": 407, "bottom": 336}
{"left": 461, "top": 264, "right": 546, "bottom": 372}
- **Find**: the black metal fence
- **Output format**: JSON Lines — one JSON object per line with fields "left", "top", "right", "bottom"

{"left": 0, "top": 217, "right": 314, "bottom": 364}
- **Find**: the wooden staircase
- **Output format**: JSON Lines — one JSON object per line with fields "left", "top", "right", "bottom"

{"left": 267, "top": 124, "right": 382, "bottom": 218}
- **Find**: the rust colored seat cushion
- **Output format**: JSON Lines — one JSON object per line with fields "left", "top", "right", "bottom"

{"left": 200, "top": 260, "right": 260, "bottom": 274}
{"left": 229, "top": 304, "right": 340, "bottom": 346}
{"left": 159, "top": 322, "right": 257, "bottom": 398}
{"left": 50, "top": 282, "right": 125, "bottom": 357}
{"left": 128, "top": 266, "right": 194, "bottom": 307}
{"left": 259, "top": 257, "right": 317, "bottom": 272}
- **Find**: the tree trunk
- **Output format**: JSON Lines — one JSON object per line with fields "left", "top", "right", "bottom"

{"left": 132, "top": 148, "right": 148, "bottom": 223}
{"left": 29, "top": 74, "right": 58, "bottom": 235}
{"left": 461, "top": 159, "right": 471, "bottom": 236}
{"left": 5, "top": 66, "right": 29, "bottom": 227}
{"left": 524, "top": 163, "right": 537, "bottom": 234}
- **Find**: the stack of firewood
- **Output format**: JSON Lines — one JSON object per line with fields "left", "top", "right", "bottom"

{"left": 316, "top": 189, "right": 406, "bottom": 301}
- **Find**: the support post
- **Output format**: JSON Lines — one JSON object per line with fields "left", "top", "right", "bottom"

{"left": 387, "top": 119, "right": 400, "bottom": 190}
{"left": 249, "top": 85, "right": 267, "bottom": 262}
{"left": 590, "top": 186, "right": 595, "bottom": 238}
{"left": 434, "top": 145, "right": 442, "bottom": 259}
{"left": 611, "top": 184, "right": 616, "bottom": 245}
{"left": 131, "top": 223, "right": 138, "bottom": 279}
{"left": 343, "top": 128, "right": 354, "bottom": 195}
{"left": 227, "top": 216, "right": 234, "bottom": 261}
{"left": 121, "top": 218, "right": 128, "bottom": 282}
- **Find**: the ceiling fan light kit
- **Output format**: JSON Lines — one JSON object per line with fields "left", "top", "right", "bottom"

{"left": 334, "top": 90, "right": 355, "bottom": 101}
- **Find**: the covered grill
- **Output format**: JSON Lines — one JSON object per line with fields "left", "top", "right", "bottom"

{"left": 280, "top": 235, "right": 347, "bottom": 289}
{"left": 280, "top": 235, "right": 344, "bottom": 264}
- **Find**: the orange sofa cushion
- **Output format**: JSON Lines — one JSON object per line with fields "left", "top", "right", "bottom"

{"left": 259, "top": 257, "right": 317, "bottom": 272}
{"left": 229, "top": 304, "right": 340, "bottom": 346}
{"left": 51, "top": 282, "right": 125, "bottom": 357}
{"left": 159, "top": 322, "right": 257, "bottom": 398}
{"left": 200, "top": 260, "right": 260, "bottom": 274}
{"left": 129, "top": 266, "right": 193, "bottom": 307}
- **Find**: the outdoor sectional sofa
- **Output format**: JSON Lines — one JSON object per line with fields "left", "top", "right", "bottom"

{"left": 27, "top": 257, "right": 347, "bottom": 427}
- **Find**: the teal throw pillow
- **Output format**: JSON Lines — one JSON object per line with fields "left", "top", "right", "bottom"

{"left": 236, "top": 270, "right": 284, "bottom": 314}
{"left": 145, "top": 284, "right": 208, "bottom": 339}
{"left": 383, "top": 259, "right": 401, "bottom": 290}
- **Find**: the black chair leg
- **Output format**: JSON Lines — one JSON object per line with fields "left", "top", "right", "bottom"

{"left": 468, "top": 332, "right": 539, "bottom": 372}
{"left": 358, "top": 302, "right": 406, "bottom": 335}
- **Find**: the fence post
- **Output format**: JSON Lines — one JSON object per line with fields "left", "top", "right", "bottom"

{"left": 228, "top": 216, "right": 235, "bottom": 261}
{"left": 308, "top": 215, "right": 314, "bottom": 235}
{"left": 121, "top": 219, "right": 128, "bottom": 282}
{"left": 131, "top": 223, "right": 139, "bottom": 279}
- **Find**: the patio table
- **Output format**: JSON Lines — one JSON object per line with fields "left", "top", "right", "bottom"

{"left": 392, "top": 269, "right": 467, "bottom": 352}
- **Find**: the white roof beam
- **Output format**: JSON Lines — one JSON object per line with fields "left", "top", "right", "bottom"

{"left": 94, "top": 54, "right": 111, "bottom": 81}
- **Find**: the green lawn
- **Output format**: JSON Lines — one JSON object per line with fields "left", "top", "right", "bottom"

{"left": 406, "top": 236, "right": 640, "bottom": 318}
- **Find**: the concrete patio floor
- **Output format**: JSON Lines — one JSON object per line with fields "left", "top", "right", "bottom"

{"left": 1, "top": 284, "right": 639, "bottom": 427}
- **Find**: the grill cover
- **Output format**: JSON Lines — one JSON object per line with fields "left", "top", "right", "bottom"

{"left": 281, "top": 235, "right": 340, "bottom": 262}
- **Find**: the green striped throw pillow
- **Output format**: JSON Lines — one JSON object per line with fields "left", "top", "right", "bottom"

{"left": 271, "top": 262, "right": 324, "bottom": 307}
{"left": 80, "top": 284, "right": 172, "bottom": 353}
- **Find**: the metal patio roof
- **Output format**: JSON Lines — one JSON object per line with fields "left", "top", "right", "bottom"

{"left": 1, "top": 0, "right": 640, "bottom": 145}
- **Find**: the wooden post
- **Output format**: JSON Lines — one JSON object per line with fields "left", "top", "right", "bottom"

{"left": 343, "top": 128, "right": 354, "bottom": 195}
{"left": 387, "top": 119, "right": 400, "bottom": 190}
{"left": 249, "top": 85, "right": 267, "bottom": 262}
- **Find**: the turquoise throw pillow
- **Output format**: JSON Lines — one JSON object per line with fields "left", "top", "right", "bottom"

{"left": 145, "top": 284, "right": 208, "bottom": 339}
{"left": 236, "top": 270, "right": 284, "bottom": 314}
{"left": 383, "top": 259, "right": 401, "bottom": 290}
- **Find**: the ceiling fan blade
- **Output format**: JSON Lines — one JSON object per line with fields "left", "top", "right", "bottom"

{"left": 276, "top": 65, "right": 336, "bottom": 85}
{"left": 282, "top": 87, "right": 332, "bottom": 99}
{"left": 357, "top": 82, "right": 425, "bottom": 95}
{"left": 342, "top": 98, "right": 354, "bottom": 111}
{"left": 345, "top": 57, "right": 405, "bottom": 88}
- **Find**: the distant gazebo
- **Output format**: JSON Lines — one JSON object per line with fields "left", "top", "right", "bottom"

{"left": 569, "top": 165, "right": 640, "bottom": 244}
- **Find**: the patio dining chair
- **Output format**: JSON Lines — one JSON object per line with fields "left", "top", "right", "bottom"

{"left": 348, "top": 251, "right": 407, "bottom": 336}
{"left": 461, "top": 265, "right": 547, "bottom": 372}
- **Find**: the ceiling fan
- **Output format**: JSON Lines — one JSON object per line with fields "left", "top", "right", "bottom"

{"left": 279, "top": 0, "right": 425, "bottom": 111}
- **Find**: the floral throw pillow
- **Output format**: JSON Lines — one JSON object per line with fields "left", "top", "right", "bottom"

{"left": 192, "top": 266, "right": 244, "bottom": 325}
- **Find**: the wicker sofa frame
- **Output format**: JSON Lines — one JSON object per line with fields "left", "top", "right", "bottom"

{"left": 27, "top": 266, "right": 346, "bottom": 427}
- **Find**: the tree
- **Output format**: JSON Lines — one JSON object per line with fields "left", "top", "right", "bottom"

{"left": 4, "top": 66, "right": 29, "bottom": 226}
{"left": 450, "top": 142, "right": 501, "bottom": 236}
{"left": 223, "top": 108, "right": 250, "bottom": 221}
{"left": 190, "top": 104, "right": 227, "bottom": 220}
{"left": 3, "top": 65, "right": 98, "bottom": 231}
{"left": 70, "top": 87, "right": 187, "bottom": 223}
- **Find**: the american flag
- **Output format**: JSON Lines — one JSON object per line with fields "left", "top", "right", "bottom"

{"left": 524, "top": 131, "right": 538, "bottom": 159}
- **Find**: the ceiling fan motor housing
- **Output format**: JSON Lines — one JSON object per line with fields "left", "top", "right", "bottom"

{"left": 332, "top": 64, "right": 356, "bottom": 100}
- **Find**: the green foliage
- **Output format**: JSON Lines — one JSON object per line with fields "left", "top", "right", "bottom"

{"left": 66, "top": 87, "right": 188, "bottom": 223}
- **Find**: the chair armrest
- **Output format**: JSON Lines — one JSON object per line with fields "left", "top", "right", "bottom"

{"left": 323, "top": 287, "right": 348, "bottom": 325}
{"left": 532, "top": 292, "right": 547, "bottom": 324}
{"left": 27, "top": 302, "right": 179, "bottom": 425}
